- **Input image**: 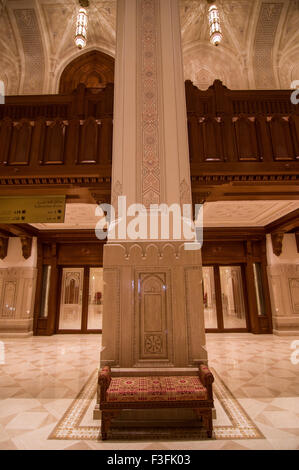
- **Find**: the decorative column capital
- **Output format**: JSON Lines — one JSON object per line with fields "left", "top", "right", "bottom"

{"left": 271, "top": 232, "right": 284, "bottom": 257}
{"left": 21, "top": 237, "right": 32, "bottom": 260}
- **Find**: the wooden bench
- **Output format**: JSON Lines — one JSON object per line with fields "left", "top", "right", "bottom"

{"left": 98, "top": 364, "right": 214, "bottom": 440}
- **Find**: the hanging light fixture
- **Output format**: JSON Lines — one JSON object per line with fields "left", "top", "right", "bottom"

{"left": 75, "top": 2, "right": 89, "bottom": 50}
{"left": 208, "top": 4, "right": 223, "bottom": 47}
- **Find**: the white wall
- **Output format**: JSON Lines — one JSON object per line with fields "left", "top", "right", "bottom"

{"left": 266, "top": 233, "right": 299, "bottom": 335}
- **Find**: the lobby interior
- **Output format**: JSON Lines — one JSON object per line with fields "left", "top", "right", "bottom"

{"left": 0, "top": 0, "right": 299, "bottom": 450}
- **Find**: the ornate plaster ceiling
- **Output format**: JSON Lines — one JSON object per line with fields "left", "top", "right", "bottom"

{"left": 203, "top": 200, "right": 299, "bottom": 227}
{"left": 0, "top": 0, "right": 299, "bottom": 94}
{"left": 31, "top": 200, "right": 299, "bottom": 230}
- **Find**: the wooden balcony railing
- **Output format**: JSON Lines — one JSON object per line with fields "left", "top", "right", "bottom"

{"left": 0, "top": 80, "right": 298, "bottom": 189}
{"left": 0, "top": 84, "right": 113, "bottom": 184}
{"left": 186, "top": 80, "right": 299, "bottom": 182}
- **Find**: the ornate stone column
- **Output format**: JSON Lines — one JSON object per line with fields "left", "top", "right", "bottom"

{"left": 100, "top": 0, "right": 207, "bottom": 374}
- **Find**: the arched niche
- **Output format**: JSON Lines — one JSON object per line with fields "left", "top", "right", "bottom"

{"left": 59, "top": 50, "right": 115, "bottom": 94}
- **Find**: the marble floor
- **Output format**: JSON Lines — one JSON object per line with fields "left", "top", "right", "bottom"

{"left": 0, "top": 333, "right": 298, "bottom": 450}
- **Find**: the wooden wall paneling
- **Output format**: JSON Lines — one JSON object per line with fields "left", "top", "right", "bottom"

{"left": 103, "top": 83, "right": 114, "bottom": 115}
{"left": 29, "top": 117, "right": 44, "bottom": 167}
{"left": 0, "top": 117, "right": 12, "bottom": 164}
{"left": 187, "top": 116, "right": 202, "bottom": 163}
{"left": 99, "top": 118, "right": 113, "bottom": 164}
{"left": 9, "top": 119, "right": 32, "bottom": 165}
{"left": 81, "top": 267, "right": 90, "bottom": 332}
{"left": 78, "top": 117, "right": 99, "bottom": 164}
{"left": 33, "top": 240, "right": 43, "bottom": 335}
{"left": 260, "top": 238, "right": 273, "bottom": 333}
{"left": 256, "top": 115, "right": 273, "bottom": 162}
{"left": 43, "top": 119, "right": 65, "bottom": 165}
{"left": 290, "top": 115, "right": 299, "bottom": 159}
{"left": 269, "top": 116, "right": 295, "bottom": 161}
{"left": 201, "top": 117, "right": 224, "bottom": 162}
{"left": 222, "top": 114, "right": 237, "bottom": 162}
{"left": 65, "top": 119, "right": 79, "bottom": 165}
{"left": 202, "top": 241, "right": 246, "bottom": 264}
{"left": 234, "top": 116, "right": 259, "bottom": 161}
{"left": 245, "top": 241, "right": 259, "bottom": 333}
{"left": 47, "top": 243, "right": 59, "bottom": 335}
{"left": 214, "top": 266, "right": 224, "bottom": 330}
{"left": 57, "top": 243, "right": 103, "bottom": 266}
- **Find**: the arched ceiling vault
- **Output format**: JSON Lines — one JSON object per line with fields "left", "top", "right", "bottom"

{"left": 0, "top": 0, "right": 298, "bottom": 94}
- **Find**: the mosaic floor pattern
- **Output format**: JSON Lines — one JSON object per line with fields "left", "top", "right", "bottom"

{"left": 0, "top": 333, "right": 298, "bottom": 450}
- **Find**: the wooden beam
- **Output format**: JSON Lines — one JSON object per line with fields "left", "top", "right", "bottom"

{"left": 266, "top": 209, "right": 299, "bottom": 234}
{"left": 0, "top": 224, "right": 39, "bottom": 238}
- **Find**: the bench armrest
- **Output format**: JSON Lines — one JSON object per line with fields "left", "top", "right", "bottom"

{"left": 98, "top": 366, "right": 112, "bottom": 403}
{"left": 199, "top": 364, "right": 214, "bottom": 400}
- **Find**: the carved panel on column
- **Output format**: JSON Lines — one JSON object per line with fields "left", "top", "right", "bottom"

{"left": 101, "top": 268, "right": 120, "bottom": 367}
{"left": 135, "top": 269, "right": 173, "bottom": 365}
{"left": 140, "top": 0, "right": 161, "bottom": 207}
{"left": 21, "top": 237, "right": 32, "bottom": 260}
{"left": 0, "top": 237, "right": 8, "bottom": 259}
{"left": 140, "top": 273, "right": 167, "bottom": 359}
{"left": 289, "top": 279, "right": 299, "bottom": 314}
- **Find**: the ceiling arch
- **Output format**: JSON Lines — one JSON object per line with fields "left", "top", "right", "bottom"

{"left": 59, "top": 49, "right": 115, "bottom": 93}
{"left": 1, "top": 0, "right": 299, "bottom": 95}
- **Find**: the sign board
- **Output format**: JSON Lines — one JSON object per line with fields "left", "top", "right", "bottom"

{"left": 0, "top": 196, "right": 66, "bottom": 224}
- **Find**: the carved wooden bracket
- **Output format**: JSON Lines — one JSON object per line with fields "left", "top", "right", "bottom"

{"left": 21, "top": 237, "right": 32, "bottom": 260}
{"left": 271, "top": 232, "right": 284, "bottom": 257}
{"left": 0, "top": 237, "right": 9, "bottom": 259}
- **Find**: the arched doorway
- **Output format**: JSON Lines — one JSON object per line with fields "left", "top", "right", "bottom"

{"left": 59, "top": 50, "right": 115, "bottom": 93}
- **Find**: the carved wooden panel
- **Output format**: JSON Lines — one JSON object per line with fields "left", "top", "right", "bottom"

{"left": 199, "top": 117, "right": 224, "bottom": 161}
{"left": 9, "top": 120, "right": 32, "bottom": 165}
{"left": 234, "top": 116, "right": 259, "bottom": 161}
{"left": 138, "top": 272, "right": 168, "bottom": 360}
{"left": 59, "top": 50, "right": 115, "bottom": 94}
{"left": 268, "top": 116, "right": 295, "bottom": 161}
{"left": 202, "top": 242, "right": 246, "bottom": 263}
{"left": 78, "top": 118, "right": 100, "bottom": 164}
{"left": 57, "top": 243, "right": 103, "bottom": 266}
{"left": 0, "top": 117, "right": 12, "bottom": 164}
{"left": 43, "top": 119, "right": 65, "bottom": 165}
